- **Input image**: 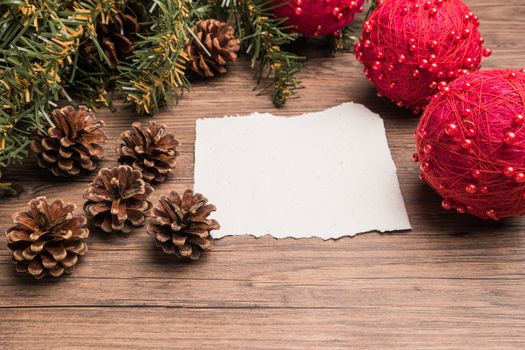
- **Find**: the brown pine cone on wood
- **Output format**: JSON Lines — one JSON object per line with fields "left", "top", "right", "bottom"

{"left": 147, "top": 190, "right": 219, "bottom": 260}
{"left": 187, "top": 19, "right": 241, "bottom": 77}
{"left": 31, "top": 105, "right": 106, "bottom": 177}
{"left": 79, "top": 2, "right": 146, "bottom": 69}
{"left": 5, "top": 197, "right": 89, "bottom": 279}
{"left": 83, "top": 165, "right": 153, "bottom": 233}
{"left": 116, "top": 121, "right": 180, "bottom": 183}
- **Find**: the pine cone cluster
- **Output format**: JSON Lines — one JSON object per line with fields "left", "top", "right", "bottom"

{"left": 116, "top": 121, "right": 180, "bottom": 183}
{"left": 187, "top": 19, "right": 241, "bottom": 77}
{"left": 80, "top": 2, "right": 146, "bottom": 69}
{"left": 5, "top": 197, "right": 89, "bottom": 279}
{"left": 147, "top": 190, "right": 219, "bottom": 260}
{"left": 83, "top": 165, "right": 153, "bottom": 233}
{"left": 31, "top": 105, "right": 106, "bottom": 177}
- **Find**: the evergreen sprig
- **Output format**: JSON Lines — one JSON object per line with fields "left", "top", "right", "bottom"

{"left": 117, "top": 0, "right": 191, "bottom": 115}
{"left": 203, "top": 0, "right": 303, "bottom": 107}
{"left": 0, "top": 0, "right": 307, "bottom": 184}
{"left": 0, "top": 0, "right": 86, "bottom": 179}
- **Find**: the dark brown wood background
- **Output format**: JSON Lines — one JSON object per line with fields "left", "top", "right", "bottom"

{"left": 2, "top": 1, "right": 525, "bottom": 348}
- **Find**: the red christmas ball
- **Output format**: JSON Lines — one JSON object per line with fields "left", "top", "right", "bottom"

{"left": 415, "top": 69, "right": 525, "bottom": 220}
{"left": 272, "top": 0, "right": 364, "bottom": 37}
{"left": 355, "top": 0, "right": 491, "bottom": 112}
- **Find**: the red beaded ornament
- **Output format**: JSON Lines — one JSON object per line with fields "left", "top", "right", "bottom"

{"left": 355, "top": 0, "right": 491, "bottom": 112}
{"left": 415, "top": 69, "right": 525, "bottom": 220}
{"left": 272, "top": 0, "right": 364, "bottom": 37}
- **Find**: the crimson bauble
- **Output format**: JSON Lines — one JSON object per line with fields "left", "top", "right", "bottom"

{"left": 272, "top": 0, "right": 364, "bottom": 37}
{"left": 355, "top": 0, "right": 491, "bottom": 112}
{"left": 415, "top": 69, "right": 525, "bottom": 220}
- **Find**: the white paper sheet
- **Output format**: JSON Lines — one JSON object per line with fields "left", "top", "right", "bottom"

{"left": 194, "top": 102, "right": 411, "bottom": 239}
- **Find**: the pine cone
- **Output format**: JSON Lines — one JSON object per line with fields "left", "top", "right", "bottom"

{"left": 147, "top": 190, "right": 219, "bottom": 260}
{"left": 116, "top": 121, "right": 180, "bottom": 183}
{"left": 31, "top": 105, "right": 106, "bottom": 177}
{"left": 83, "top": 165, "right": 153, "bottom": 233}
{"left": 79, "top": 2, "right": 146, "bottom": 69}
{"left": 5, "top": 197, "right": 89, "bottom": 279}
{"left": 187, "top": 19, "right": 241, "bottom": 77}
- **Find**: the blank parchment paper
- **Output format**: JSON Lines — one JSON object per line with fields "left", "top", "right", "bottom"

{"left": 194, "top": 103, "right": 411, "bottom": 239}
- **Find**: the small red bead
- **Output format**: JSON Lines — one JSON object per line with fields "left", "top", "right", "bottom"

{"left": 486, "top": 209, "right": 497, "bottom": 219}
{"left": 504, "top": 131, "right": 517, "bottom": 145}
{"left": 456, "top": 206, "right": 466, "bottom": 214}
{"left": 412, "top": 153, "right": 419, "bottom": 162}
{"left": 445, "top": 123, "right": 458, "bottom": 136}
{"left": 483, "top": 48, "right": 492, "bottom": 57}
{"left": 423, "top": 144, "right": 433, "bottom": 154}
{"left": 515, "top": 173, "right": 525, "bottom": 183}
{"left": 466, "top": 184, "right": 477, "bottom": 194}
{"left": 480, "top": 185, "right": 489, "bottom": 194}
{"left": 372, "top": 61, "right": 382, "bottom": 70}
{"left": 462, "top": 139, "right": 473, "bottom": 149}
{"left": 514, "top": 114, "right": 524, "bottom": 125}
{"left": 466, "top": 128, "right": 476, "bottom": 137}
{"left": 504, "top": 166, "right": 516, "bottom": 177}
{"left": 442, "top": 200, "right": 452, "bottom": 210}
{"left": 420, "top": 161, "right": 431, "bottom": 172}
{"left": 472, "top": 169, "right": 482, "bottom": 179}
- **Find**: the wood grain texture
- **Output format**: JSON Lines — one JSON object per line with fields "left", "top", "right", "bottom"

{"left": 2, "top": 1, "right": 525, "bottom": 348}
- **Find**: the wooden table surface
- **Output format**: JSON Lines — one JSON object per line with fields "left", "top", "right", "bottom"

{"left": 2, "top": 1, "right": 525, "bottom": 349}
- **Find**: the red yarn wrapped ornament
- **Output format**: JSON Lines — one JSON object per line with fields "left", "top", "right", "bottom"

{"left": 272, "top": 0, "right": 364, "bottom": 37}
{"left": 415, "top": 69, "right": 525, "bottom": 220}
{"left": 355, "top": 0, "right": 491, "bottom": 112}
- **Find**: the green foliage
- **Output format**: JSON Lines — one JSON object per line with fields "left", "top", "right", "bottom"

{"left": 0, "top": 0, "right": 306, "bottom": 180}
{"left": 0, "top": 0, "right": 87, "bottom": 176}
{"left": 200, "top": 0, "right": 303, "bottom": 107}
{"left": 117, "top": 0, "right": 191, "bottom": 115}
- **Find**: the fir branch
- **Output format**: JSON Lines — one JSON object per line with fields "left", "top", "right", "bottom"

{"left": 0, "top": 0, "right": 85, "bottom": 177}
{"left": 210, "top": 0, "right": 303, "bottom": 107}
{"left": 116, "top": 0, "right": 191, "bottom": 115}
{"left": 367, "top": 0, "right": 378, "bottom": 18}
{"left": 333, "top": 25, "right": 360, "bottom": 52}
